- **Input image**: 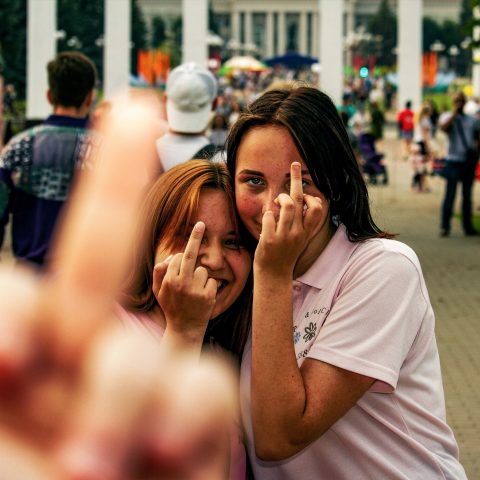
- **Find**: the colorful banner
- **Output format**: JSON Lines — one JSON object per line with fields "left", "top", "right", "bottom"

{"left": 137, "top": 50, "right": 170, "bottom": 86}
{"left": 422, "top": 52, "right": 437, "bottom": 87}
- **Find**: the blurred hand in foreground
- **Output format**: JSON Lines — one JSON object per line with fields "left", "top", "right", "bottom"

{"left": 0, "top": 93, "right": 237, "bottom": 480}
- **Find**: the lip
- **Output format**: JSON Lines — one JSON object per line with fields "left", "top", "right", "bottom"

{"left": 210, "top": 277, "right": 229, "bottom": 294}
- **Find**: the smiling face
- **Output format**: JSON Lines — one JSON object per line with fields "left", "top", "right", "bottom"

{"left": 234, "top": 125, "right": 326, "bottom": 240}
{"left": 154, "top": 189, "right": 251, "bottom": 319}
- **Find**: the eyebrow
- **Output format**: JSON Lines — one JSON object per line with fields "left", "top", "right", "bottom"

{"left": 188, "top": 223, "right": 237, "bottom": 236}
{"left": 237, "top": 169, "right": 311, "bottom": 177}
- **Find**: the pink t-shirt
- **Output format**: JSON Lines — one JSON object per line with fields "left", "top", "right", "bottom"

{"left": 241, "top": 225, "right": 466, "bottom": 479}
{"left": 116, "top": 305, "right": 247, "bottom": 480}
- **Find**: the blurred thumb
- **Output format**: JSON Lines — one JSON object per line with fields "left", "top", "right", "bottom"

{"left": 152, "top": 257, "right": 171, "bottom": 298}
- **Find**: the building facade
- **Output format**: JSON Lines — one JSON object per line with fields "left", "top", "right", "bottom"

{"left": 138, "top": 0, "right": 462, "bottom": 58}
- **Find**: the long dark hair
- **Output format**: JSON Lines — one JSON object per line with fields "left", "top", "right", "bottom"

{"left": 122, "top": 160, "right": 252, "bottom": 361}
{"left": 226, "top": 86, "right": 394, "bottom": 242}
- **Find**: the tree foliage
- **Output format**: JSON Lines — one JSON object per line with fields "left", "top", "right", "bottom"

{"left": 0, "top": 0, "right": 27, "bottom": 97}
{"left": 0, "top": 0, "right": 148, "bottom": 99}
{"left": 58, "top": 0, "right": 147, "bottom": 82}
{"left": 151, "top": 16, "right": 166, "bottom": 48}
{"left": 131, "top": 0, "right": 148, "bottom": 75}
{"left": 367, "top": 0, "right": 397, "bottom": 67}
{"left": 57, "top": 0, "right": 104, "bottom": 80}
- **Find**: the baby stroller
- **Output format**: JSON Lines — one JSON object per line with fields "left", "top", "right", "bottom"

{"left": 358, "top": 133, "right": 388, "bottom": 185}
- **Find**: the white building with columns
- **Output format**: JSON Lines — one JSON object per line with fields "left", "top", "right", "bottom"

{"left": 139, "top": 0, "right": 461, "bottom": 59}
{"left": 25, "top": 0, "right": 462, "bottom": 119}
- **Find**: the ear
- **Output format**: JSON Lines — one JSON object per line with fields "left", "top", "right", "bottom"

{"left": 84, "top": 90, "right": 94, "bottom": 109}
{"left": 47, "top": 90, "right": 54, "bottom": 106}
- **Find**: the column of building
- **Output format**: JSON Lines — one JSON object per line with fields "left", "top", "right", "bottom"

{"left": 26, "top": 2, "right": 424, "bottom": 119}
{"left": 104, "top": 0, "right": 131, "bottom": 99}
{"left": 182, "top": 0, "right": 208, "bottom": 65}
{"left": 320, "top": 0, "right": 344, "bottom": 105}
{"left": 397, "top": 0, "right": 422, "bottom": 110}
{"left": 265, "top": 11, "right": 274, "bottom": 58}
{"left": 27, "top": 0, "right": 56, "bottom": 119}
{"left": 299, "top": 11, "right": 308, "bottom": 55}
{"left": 345, "top": 0, "right": 356, "bottom": 72}
{"left": 244, "top": 11, "right": 253, "bottom": 50}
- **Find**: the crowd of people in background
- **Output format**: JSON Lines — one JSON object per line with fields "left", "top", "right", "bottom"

{"left": 0, "top": 51, "right": 476, "bottom": 479}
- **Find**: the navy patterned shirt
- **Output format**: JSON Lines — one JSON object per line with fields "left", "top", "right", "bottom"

{"left": 0, "top": 115, "right": 97, "bottom": 265}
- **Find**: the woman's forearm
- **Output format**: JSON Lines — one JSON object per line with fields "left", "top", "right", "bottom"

{"left": 251, "top": 269, "right": 307, "bottom": 458}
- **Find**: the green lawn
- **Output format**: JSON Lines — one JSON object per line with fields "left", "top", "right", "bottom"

{"left": 453, "top": 213, "right": 480, "bottom": 230}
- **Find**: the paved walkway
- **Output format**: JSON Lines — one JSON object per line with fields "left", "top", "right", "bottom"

{"left": 371, "top": 128, "right": 480, "bottom": 479}
{"left": 0, "top": 127, "right": 478, "bottom": 477}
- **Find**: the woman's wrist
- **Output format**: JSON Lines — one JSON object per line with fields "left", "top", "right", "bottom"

{"left": 162, "top": 325, "right": 206, "bottom": 356}
{"left": 254, "top": 262, "right": 294, "bottom": 281}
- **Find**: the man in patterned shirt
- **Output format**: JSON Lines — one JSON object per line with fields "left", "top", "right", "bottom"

{"left": 0, "top": 51, "right": 97, "bottom": 266}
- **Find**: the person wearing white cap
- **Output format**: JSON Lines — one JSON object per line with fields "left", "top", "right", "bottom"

{"left": 156, "top": 62, "right": 221, "bottom": 171}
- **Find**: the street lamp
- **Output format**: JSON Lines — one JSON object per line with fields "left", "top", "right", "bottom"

{"left": 55, "top": 30, "right": 66, "bottom": 41}
{"left": 461, "top": 37, "right": 472, "bottom": 50}
{"left": 448, "top": 45, "right": 459, "bottom": 72}
{"left": 430, "top": 40, "right": 445, "bottom": 53}
{"left": 430, "top": 40, "right": 446, "bottom": 72}
{"left": 67, "top": 36, "right": 82, "bottom": 49}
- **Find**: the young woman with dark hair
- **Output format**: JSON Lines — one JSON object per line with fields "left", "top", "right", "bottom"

{"left": 226, "top": 86, "right": 466, "bottom": 479}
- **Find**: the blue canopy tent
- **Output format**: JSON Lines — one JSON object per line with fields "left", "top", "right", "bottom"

{"left": 263, "top": 52, "right": 318, "bottom": 69}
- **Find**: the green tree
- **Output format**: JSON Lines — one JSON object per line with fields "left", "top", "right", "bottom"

{"left": 170, "top": 16, "right": 183, "bottom": 67}
{"left": 367, "top": 0, "right": 397, "bottom": 67}
{"left": 57, "top": 0, "right": 104, "bottom": 81}
{"left": 423, "top": 17, "right": 442, "bottom": 52}
{"left": 209, "top": 2, "right": 219, "bottom": 35}
{"left": 0, "top": 0, "right": 26, "bottom": 98}
{"left": 151, "top": 16, "right": 166, "bottom": 48}
{"left": 131, "top": 0, "right": 148, "bottom": 76}
{"left": 58, "top": 0, "right": 147, "bottom": 83}
{"left": 460, "top": 0, "right": 474, "bottom": 32}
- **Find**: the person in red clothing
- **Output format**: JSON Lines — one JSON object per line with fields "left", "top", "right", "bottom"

{"left": 397, "top": 100, "right": 415, "bottom": 159}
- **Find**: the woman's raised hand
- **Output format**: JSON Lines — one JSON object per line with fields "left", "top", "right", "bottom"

{"left": 255, "top": 162, "right": 324, "bottom": 276}
{"left": 153, "top": 222, "right": 218, "bottom": 347}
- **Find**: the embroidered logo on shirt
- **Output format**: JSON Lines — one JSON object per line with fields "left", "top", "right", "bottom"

{"left": 303, "top": 322, "right": 317, "bottom": 341}
{"left": 293, "top": 326, "right": 301, "bottom": 344}
{"left": 294, "top": 304, "right": 331, "bottom": 361}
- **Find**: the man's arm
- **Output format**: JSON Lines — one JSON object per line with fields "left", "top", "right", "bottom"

{"left": 440, "top": 110, "right": 458, "bottom": 133}
{"left": 0, "top": 154, "right": 14, "bottom": 251}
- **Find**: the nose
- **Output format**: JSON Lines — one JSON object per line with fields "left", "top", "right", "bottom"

{"left": 198, "top": 242, "right": 225, "bottom": 272}
{"left": 261, "top": 190, "right": 281, "bottom": 219}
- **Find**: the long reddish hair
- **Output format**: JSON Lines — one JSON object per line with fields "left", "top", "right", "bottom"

{"left": 122, "top": 160, "right": 252, "bottom": 359}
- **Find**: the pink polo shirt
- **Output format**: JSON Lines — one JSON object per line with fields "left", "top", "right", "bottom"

{"left": 241, "top": 225, "right": 466, "bottom": 479}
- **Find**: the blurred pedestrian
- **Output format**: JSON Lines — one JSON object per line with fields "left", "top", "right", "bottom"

{"left": 438, "top": 92, "right": 480, "bottom": 237}
{"left": 369, "top": 100, "right": 385, "bottom": 145}
{"left": 427, "top": 98, "right": 439, "bottom": 138}
{"left": 209, "top": 113, "right": 229, "bottom": 148}
{"left": 156, "top": 62, "right": 221, "bottom": 171}
{"left": 410, "top": 103, "right": 433, "bottom": 192}
{"left": 0, "top": 51, "right": 97, "bottom": 267}
{"left": 397, "top": 100, "right": 415, "bottom": 160}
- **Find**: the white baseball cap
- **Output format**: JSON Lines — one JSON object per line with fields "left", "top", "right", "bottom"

{"left": 166, "top": 62, "right": 218, "bottom": 133}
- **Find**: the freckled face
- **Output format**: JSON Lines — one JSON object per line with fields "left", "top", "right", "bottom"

{"left": 234, "top": 125, "right": 325, "bottom": 240}
{"left": 155, "top": 189, "right": 251, "bottom": 319}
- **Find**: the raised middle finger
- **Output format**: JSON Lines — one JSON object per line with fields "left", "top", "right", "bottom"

{"left": 289, "top": 162, "right": 305, "bottom": 224}
{"left": 179, "top": 222, "right": 205, "bottom": 277}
